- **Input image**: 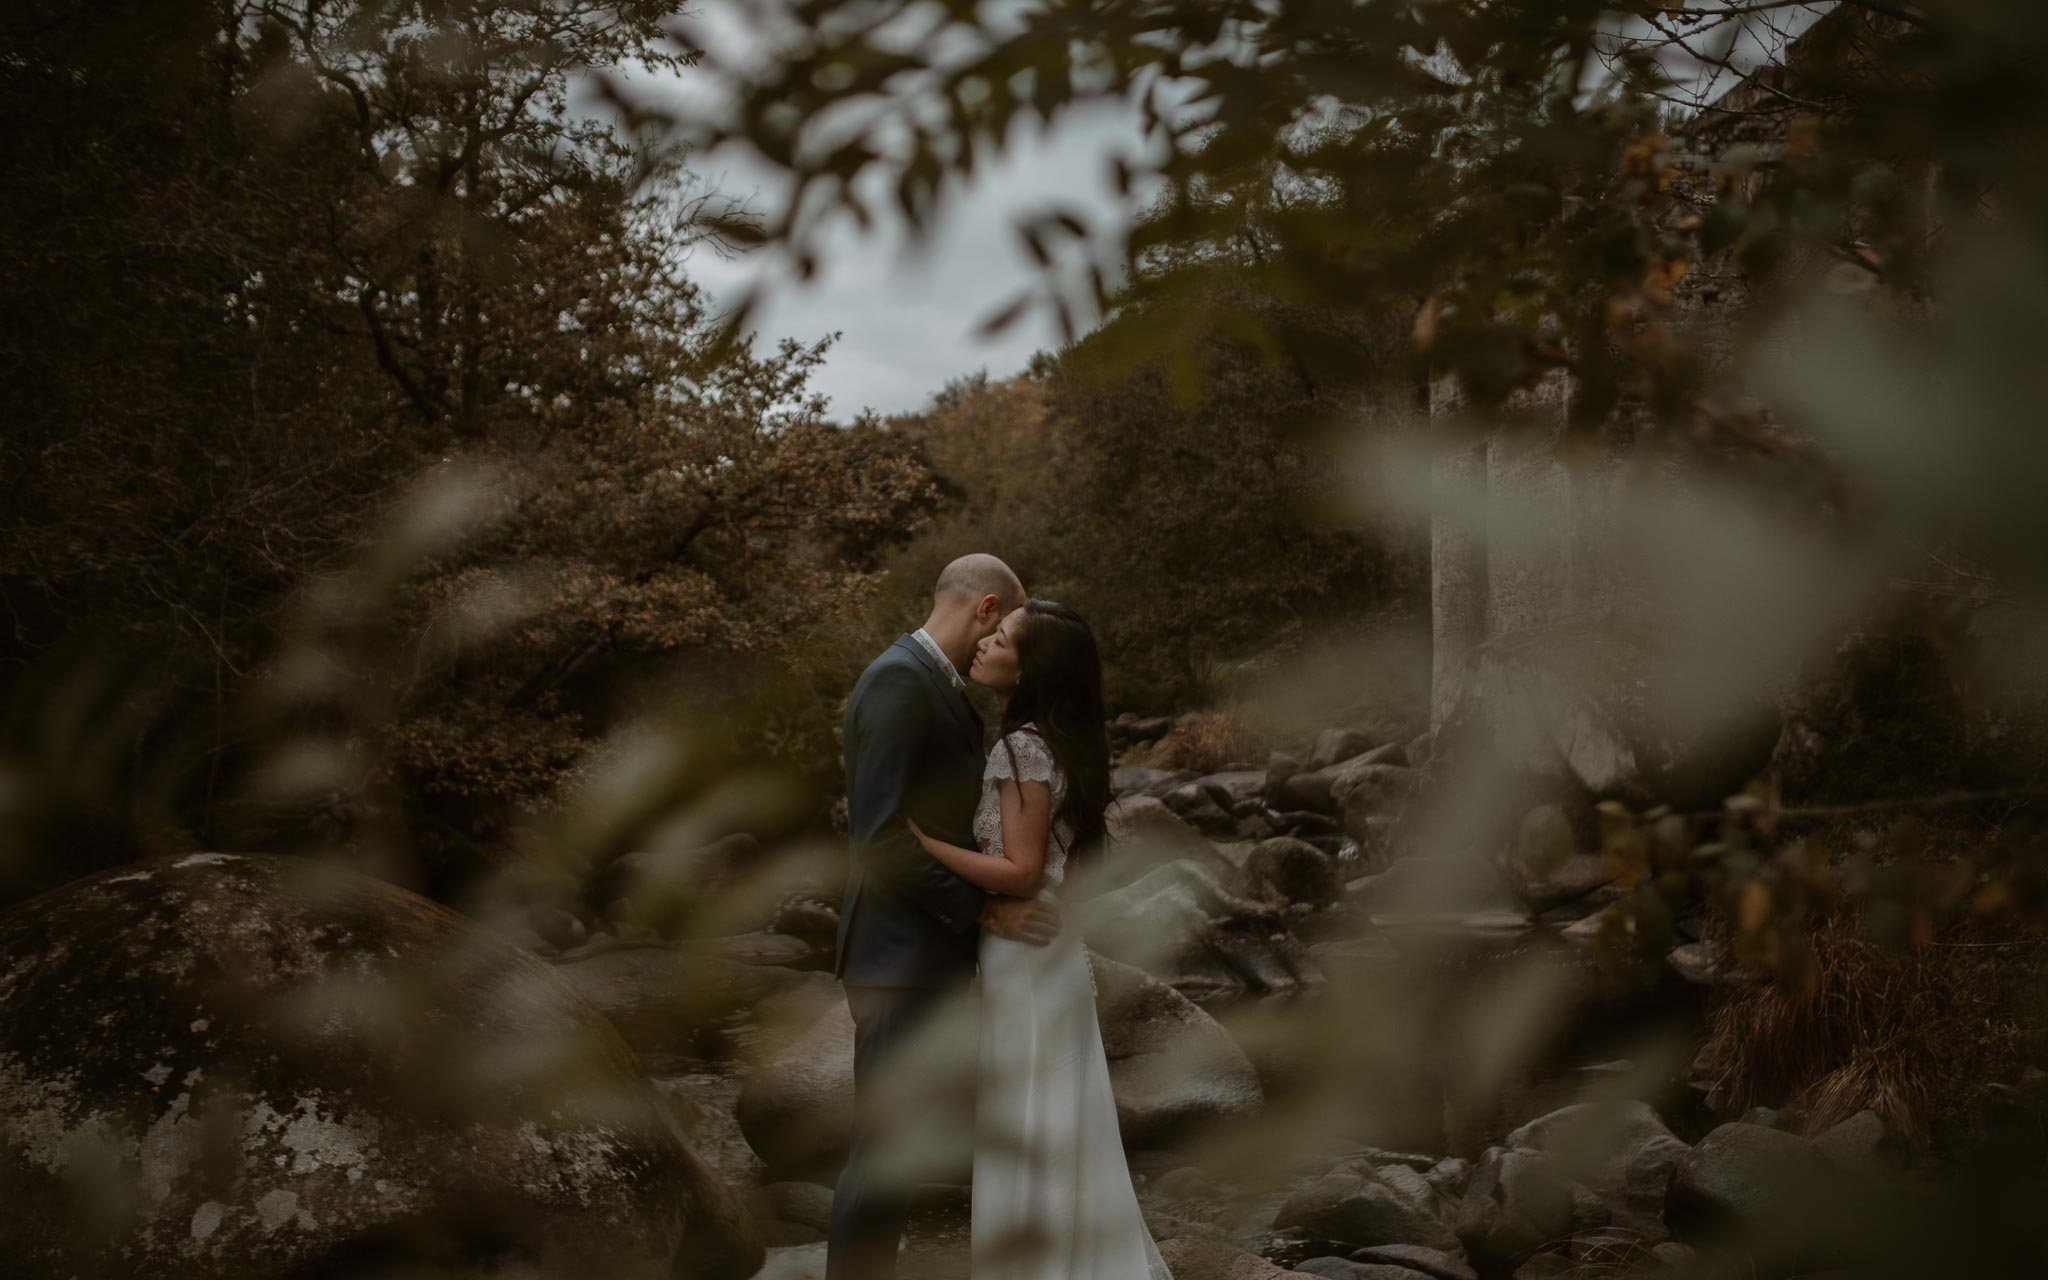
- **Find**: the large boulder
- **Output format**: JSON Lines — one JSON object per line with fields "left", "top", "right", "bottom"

{"left": 1112, "top": 766, "right": 1194, "bottom": 798}
{"left": 1195, "top": 770, "right": 1269, "bottom": 809}
{"left": 0, "top": 853, "right": 760, "bottom": 1280}
{"left": 1327, "top": 763, "right": 1423, "bottom": 850}
{"left": 1347, "top": 1243, "right": 1477, "bottom": 1280}
{"left": 1100, "top": 794, "right": 1218, "bottom": 893}
{"left": 1810, "top": 1109, "right": 1910, "bottom": 1180}
{"left": 1453, "top": 1147, "right": 1573, "bottom": 1270}
{"left": 1312, "top": 729, "right": 1381, "bottom": 770}
{"left": 1668, "top": 1122, "right": 1833, "bottom": 1233}
{"left": 1275, "top": 745, "right": 1411, "bottom": 819}
{"left": 597, "top": 833, "right": 770, "bottom": 934}
{"left": 1091, "top": 953, "right": 1265, "bottom": 1146}
{"left": 1078, "top": 862, "right": 1320, "bottom": 1001}
{"left": 1245, "top": 838, "right": 1345, "bottom": 911}
{"left": 1161, "top": 784, "right": 1244, "bottom": 837}
{"left": 1294, "top": 1260, "right": 1437, "bottom": 1280}
{"left": 1275, "top": 1162, "right": 1462, "bottom": 1254}
{"left": 1504, "top": 1101, "right": 1689, "bottom": 1240}
{"left": 734, "top": 953, "right": 1262, "bottom": 1182}
{"left": 1156, "top": 1236, "right": 1301, "bottom": 1279}
{"left": 551, "top": 941, "right": 813, "bottom": 1072}
{"left": 732, "top": 998, "right": 862, "bottom": 1183}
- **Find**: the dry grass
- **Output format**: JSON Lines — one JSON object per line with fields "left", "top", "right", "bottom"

{"left": 1143, "top": 711, "right": 1259, "bottom": 774}
{"left": 1702, "top": 907, "right": 2047, "bottom": 1152}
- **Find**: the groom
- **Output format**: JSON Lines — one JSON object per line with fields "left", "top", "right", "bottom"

{"left": 828, "top": 553, "right": 1058, "bottom": 1280}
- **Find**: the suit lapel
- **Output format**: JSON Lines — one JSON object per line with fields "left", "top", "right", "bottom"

{"left": 893, "top": 634, "right": 983, "bottom": 744}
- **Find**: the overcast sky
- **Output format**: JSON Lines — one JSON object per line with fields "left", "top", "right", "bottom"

{"left": 678, "top": 107, "right": 1151, "bottom": 419}
{"left": 638, "top": 1, "right": 1832, "bottom": 420}
{"left": 642, "top": 1, "right": 1157, "bottom": 420}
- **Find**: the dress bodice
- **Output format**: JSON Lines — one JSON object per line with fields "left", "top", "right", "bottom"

{"left": 972, "top": 726, "right": 1073, "bottom": 889}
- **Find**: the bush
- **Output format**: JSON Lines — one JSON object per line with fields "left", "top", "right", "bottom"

{"left": 1701, "top": 908, "right": 2048, "bottom": 1151}
{"left": 1142, "top": 712, "right": 1261, "bottom": 774}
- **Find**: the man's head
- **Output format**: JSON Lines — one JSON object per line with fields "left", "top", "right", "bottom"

{"left": 926, "top": 553, "right": 1025, "bottom": 643}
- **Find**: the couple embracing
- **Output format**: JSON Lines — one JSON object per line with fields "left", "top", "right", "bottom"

{"left": 829, "top": 554, "right": 1174, "bottom": 1280}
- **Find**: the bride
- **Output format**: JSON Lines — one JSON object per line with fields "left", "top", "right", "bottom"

{"left": 908, "top": 598, "right": 1174, "bottom": 1280}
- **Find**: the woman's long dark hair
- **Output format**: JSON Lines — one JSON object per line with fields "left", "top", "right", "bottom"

{"left": 998, "top": 598, "right": 1112, "bottom": 872}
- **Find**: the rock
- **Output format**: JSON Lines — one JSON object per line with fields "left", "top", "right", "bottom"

{"left": 1504, "top": 1102, "right": 1688, "bottom": 1243}
{"left": 1424, "top": 1158, "right": 1472, "bottom": 1203}
{"left": 735, "top": 954, "right": 1261, "bottom": 1181}
{"left": 1508, "top": 1254, "right": 1573, "bottom": 1279}
{"left": 1246, "top": 838, "right": 1345, "bottom": 910}
{"left": 654, "top": 1071, "right": 767, "bottom": 1190}
{"left": 1348, "top": 855, "right": 1521, "bottom": 919}
{"left": 1266, "top": 753, "right": 1307, "bottom": 807}
{"left": 1163, "top": 784, "right": 1242, "bottom": 837}
{"left": 683, "top": 930, "right": 816, "bottom": 968}
{"left": 1505, "top": 852, "right": 1617, "bottom": 914}
{"left": 1277, "top": 745, "right": 1410, "bottom": 818}
{"left": 751, "top": 1242, "right": 829, "bottom": 1278}
{"left": 1327, "top": 763, "right": 1423, "bottom": 848}
{"left": 0, "top": 853, "right": 759, "bottom": 1280}
{"left": 1275, "top": 1163, "right": 1461, "bottom": 1253}
{"left": 552, "top": 942, "right": 809, "bottom": 1072}
{"left": 734, "top": 999, "right": 860, "bottom": 1182}
{"left": 1293, "top": 1260, "right": 1437, "bottom": 1280}
{"left": 1347, "top": 1243, "right": 1479, "bottom": 1280}
{"left": 1078, "top": 862, "right": 1317, "bottom": 1000}
{"left": 1105, "top": 794, "right": 1217, "bottom": 878}
{"left": 1346, "top": 1148, "right": 1441, "bottom": 1174}
{"left": 1312, "top": 729, "right": 1381, "bottom": 770}
{"left": 597, "top": 832, "right": 768, "bottom": 934}
{"left": 1453, "top": 1147, "right": 1572, "bottom": 1269}
{"left": 1114, "top": 715, "right": 1177, "bottom": 746}
{"left": 1213, "top": 840, "right": 1258, "bottom": 871}
{"left": 1273, "top": 769, "right": 1340, "bottom": 816}
{"left": 747, "top": 1181, "right": 834, "bottom": 1233}
{"left": 1113, "top": 766, "right": 1189, "bottom": 797}
{"left": 531, "top": 905, "right": 590, "bottom": 951}
{"left": 1649, "top": 1240, "right": 1699, "bottom": 1269}
{"left": 1350, "top": 816, "right": 1400, "bottom": 871}
{"left": 1092, "top": 953, "right": 1265, "bottom": 1147}
{"left": 770, "top": 898, "right": 840, "bottom": 947}
{"left": 1811, "top": 1109, "right": 1910, "bottom": 1179}
{"left": 1666, "top": 939, "right": 1755, "bottom": 988}
{"left": 1199, "top": 770, "right": 1269, "bottom": 809}
{"left": 1279, "top": 811, "right": 1343, "bottom": 839}
{"left": 1668, "top": 1122, "right": 1833, "bottom": 1231}
{"left": 1237, "top": 811, "right": 1281, "bottom": 842}
{"left": 1567, "top": 1183, "right": 1612, "bottom": 1237}
{"left": 1157, "top": 1236, "right": 1301, "bottom": 1279}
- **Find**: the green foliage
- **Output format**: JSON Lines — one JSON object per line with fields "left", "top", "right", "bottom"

{"left": 0, "top": 0, "right": 932, "bottom": 892}
{"left": 878, "top": 300, "right": 1422, "bottom": 710}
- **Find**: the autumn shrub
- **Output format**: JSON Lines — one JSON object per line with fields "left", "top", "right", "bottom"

{"left": 1701, "top": 907, "right": 2048, "bottom": 1152}
{"left": 1143, "top": 712, "right": 1262, "bottom": 774}
{"left": 877, "top": 306, "right": 1426, "bottom": 714}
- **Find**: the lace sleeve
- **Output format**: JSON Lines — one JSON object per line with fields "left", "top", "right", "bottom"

{"left": 986, "top": 729, "right": 1057, "bottom": 787}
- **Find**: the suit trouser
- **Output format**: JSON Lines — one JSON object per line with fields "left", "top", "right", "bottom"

{"left": 826, "top": 983, "right": 953, "bottom": 1280}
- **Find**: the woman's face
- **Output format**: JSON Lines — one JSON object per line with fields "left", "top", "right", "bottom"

{"left": 968, "top": 606, "right": 1026, "bottom": 694}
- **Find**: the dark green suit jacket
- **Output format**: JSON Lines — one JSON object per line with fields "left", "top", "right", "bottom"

{"left": 834, "top": 634, "right": 987, "bottom": 987}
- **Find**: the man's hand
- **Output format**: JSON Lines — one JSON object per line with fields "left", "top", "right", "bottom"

{"left": 980, "top": 895, "right": 1059, "bottom": 947}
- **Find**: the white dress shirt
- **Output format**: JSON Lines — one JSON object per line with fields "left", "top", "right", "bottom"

{"left": 912, "top": 627, "right": 967, "bottom": 691}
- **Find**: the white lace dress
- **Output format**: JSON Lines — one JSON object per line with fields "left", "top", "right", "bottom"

{"left": 971, "top": 727, "right": 1174, "bottom": 1280}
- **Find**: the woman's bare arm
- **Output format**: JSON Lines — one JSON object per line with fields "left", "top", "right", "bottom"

{"left": 907, "top": 778, "right": 1051, "bottom": 898}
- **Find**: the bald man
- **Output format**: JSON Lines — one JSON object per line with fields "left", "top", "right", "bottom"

{"left": 829, "top": 553, "right": 1057, "bottom": 1280}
